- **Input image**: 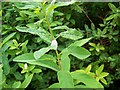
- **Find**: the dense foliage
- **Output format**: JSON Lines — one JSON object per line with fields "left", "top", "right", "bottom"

{"left": 1, "top": 1, "right": 120, "bottom": 90}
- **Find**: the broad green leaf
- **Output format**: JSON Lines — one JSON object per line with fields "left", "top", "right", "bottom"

{"left": 61, "top": 29, "right": 83, "bottom": 40}
{"left": 71, "top": 71, "right": 103, "bottom": 88}
{"left": 12, "top": 81, "right": 21, "bottom": 88}
{"left": 34, "top": 46, "right": 51, "bottom": 60}
{"left": 67, "top": 46, "right": 91, "bottom": 59}
{"left": 108, "top": 3, "right": 117, "bottom": 12}
{"left": 13, "top": 53, "right": 59, "bottom": 71}
{"left": 69, "top": 38, "right": 92, "bottom": 47}
{"left": 0, "top": 32, "right": 16, "bottom": 47}
{"left": 96, "top": 64, "right": 104, "bottom": 75}
{"left": 61, "top": 53, "right": 70, "bottom": 71}
{"left": 27, "top": 60, "right": 59, "bottom": 72}
{"left": 57, "top": 71, "right": 74, "bottom": 88}
{"left": 16, "top": 26, "right": 52, "bottom": 44}
{"left": 2, "top": 53, "right": 10, "bottom": 75}
{"left": 20, "top": 74, "right": 33, "bottom": 88}
{"left": 49, "top": 83, "right": 60, "bottom": 88}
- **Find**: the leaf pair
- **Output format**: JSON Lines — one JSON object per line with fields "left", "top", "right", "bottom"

{"left": 13, "top": 53, "right": 59, "bottom": 72}
{"left": 49, "top": 71, "right": 103, "bottom": 88}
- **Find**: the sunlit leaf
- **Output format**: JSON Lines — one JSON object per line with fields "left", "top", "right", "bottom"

{"left": 67, "top": 46, "right": 91, "bottom": 59}
{"left": 58, "top": 71, "right": 74, "bottom": 88}
{"left": 71, "top": 71, "right": 103, "bottom": 88}
{"left": 13, "top": 53, "right": 59, "bottom": 71}
{"left": 61, "top": 29, "right": 83, "bottom": 40}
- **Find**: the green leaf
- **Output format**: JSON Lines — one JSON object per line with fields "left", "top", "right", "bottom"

{"left": 20, "top": 10, "right": 36, "bottom": 16}
{"left": 52, "top": 25, "right": 69, "bottom": 30}
{"left": 18, "top": 63, "right": 24, "bottom": 69}
{"left": 0, "top": 64, "right": 3, "bottom": 90}
{"left": 100, "top": 46, "right": 105, "bottom": 51}
{"left": 75, "top": 85, "right": 89, "bottom": 88}
{"left": 40, "top": 54, "right": 56, "bottom": 62}
{"left": 15, "top": 3, "right": 38, "bottom": 9}
{"left": 100, "top": 78, "right": 107, "bottom": 85}
{"left": 106, "top": 14, "right": 116, "bottom": 21}
{"left": 34, "top": 46, "right": 51, "bottom": 60}
{"left": 27, "top": 65, "right": 35, "bottom": 71}
{"left": 32, "top": 69, "right": 42, "bottom": 73}
{"left": 16, "top": 26, "right": 52, "bottom": 44}
{"left": 91, "top": 23, "right": 95, "bottom": 31}
{"left": 85, "top": 64, "right": 92, "bottom": 73}
{"left": 49, "top": 83, "right": 60, "bottom": 88}
{"left": 46, "top": 2, "right": 57, "bottom": 23}
{"left": 85, "top": 24, "right": 90, "bottom": 32}
{"left": 61, "top": 53, "right": 70, "bottom": 71}
{"left": 96, "top": 47, "right": 100, "bottom": 52}
{"left": 69, "top": 38, "right": 92, "bottom": 47}
{"left": 113, "top": 30, "right": 119, "bottom": 35}
{"left": 71, "top": 71, "right": 103, "bottom": 88}
{"left": 96, "top": 65, "right": 104, "bottom": 75}
{"left": 100, "top": 72, "right": 109, "bottom": 78}
{"left": 1, "top": 32, "right": 16, "bottom": 47}
{"left": 2, "top": 53, "right": 10, "bottom": 75}
{"left": 55, "top": 0, "right": 76, "bottom": 7}
{"left": 99, "top": 24, "right": 105, "bottom": 27}
{"left": 1, "top": 40, "right": 13, "bottom": 52}
{"left": 61, "top": 29, "right": 83, "bottom": 40}
{"left": 57, "top": 71, "right": 74, "bottom": 88}
{"left": 89, "top": 47, "right": 94, "bottom": 51}
{"left": 108, "top": 3, "right": 117, "bottom": 12}
{"left": 66, "top": 14, "right": 71, "bottom": 20}
{"left": 89, "top": 43, "right": 96, "bottom": 47}
{"left": 12, "top": 81, "right": 21, "bottom": 88}
{"left": 67, "top": 46, "right": 91, "bottom": 59}
{"left": 13, "top": 53, "right": 59, "bottom": 71}
{"left": 70, "top": 19, "right": 75, "bottom": 25}
{"left": 20, "top": 74, "right": 33, "bottom": 88}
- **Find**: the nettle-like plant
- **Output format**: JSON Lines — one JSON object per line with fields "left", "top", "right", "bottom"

{"left": 1, "top": 1, "right": 109, "bottom": 89}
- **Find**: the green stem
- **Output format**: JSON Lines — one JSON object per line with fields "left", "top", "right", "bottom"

{"left": 46, "top": 17, "right": 61, "bottom": 70}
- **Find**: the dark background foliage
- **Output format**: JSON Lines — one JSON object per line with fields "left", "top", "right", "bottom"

{"left": 1, "top": 1, "right": 120, "bottom": 90}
